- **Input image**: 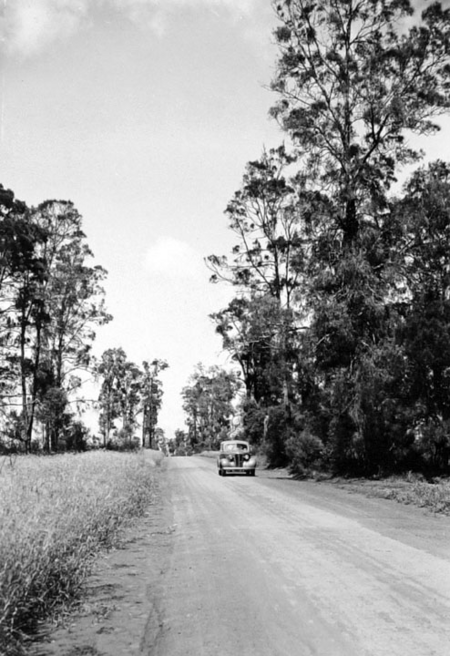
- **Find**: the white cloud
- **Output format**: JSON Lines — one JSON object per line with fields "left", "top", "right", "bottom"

{"left": 114, "top": 0, "right": 254, "bottom": 14}
{"left": 1, "top": 0, "right": 90, "bottom": 57}
{"left": 143, "top": 236, "right": 205, "bottom": 280}
{"left": 0, "top": 0, "right": 257, "bottom": 56}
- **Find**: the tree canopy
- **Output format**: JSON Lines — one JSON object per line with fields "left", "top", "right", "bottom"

{"left": 181, "top": 364, "right": 241, "bottom": 451}
{"left": 0, "top": 193, "right": 113, "bottom": 452}
{"left": 96, "top": 349, "right": 168, "bottom": 450}
{"left": 208, "top": 0, "right": 450, "bottom": 476}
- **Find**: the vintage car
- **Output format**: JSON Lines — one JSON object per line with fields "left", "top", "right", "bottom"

{"left": 217, "top": 440, "right": 256, "bottom": 476}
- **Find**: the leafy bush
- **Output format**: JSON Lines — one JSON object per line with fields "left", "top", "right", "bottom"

{"left": 65, "top": 420, "right": 90, "bottom": 452}
{"left": 241, "top": 399, "right": 267, "bottom": 447}
{"left": 106, "top": 427, "right": 141, "bottom": 451}
{"left": 262, "top": 405, "right": 310, "bottom": 468}
{"left": 413, "top": 419, "right": 450, "bottom": 473}
{"left": 286, "top": 429, "right": 325, "bottom": 477}
{"left": 262, "top": 406, "right": 291, "bottom": 467}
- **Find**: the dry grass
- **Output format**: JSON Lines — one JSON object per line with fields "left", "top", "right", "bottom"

{"left": 335, "top": 475, "right": 450, "bottom": 515}
{"left": 0, "top": 451, "right": 158, "bottom": 654}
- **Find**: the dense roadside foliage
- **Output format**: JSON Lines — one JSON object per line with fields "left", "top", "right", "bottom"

{"left": 0, "top": 451, "right": 159, "bottom": 655}
{"left": 0, "top": 189, "right": 168, "bottom": 452}
{"left": 205, "top": 0, "right": 450, "bottom": 477}
{"left": 0, "top": 190, "right": 111, "bottom": 452}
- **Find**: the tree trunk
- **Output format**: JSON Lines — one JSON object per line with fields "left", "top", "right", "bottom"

{"left": 343, "top": 197, "right": 358, "bottom": 246}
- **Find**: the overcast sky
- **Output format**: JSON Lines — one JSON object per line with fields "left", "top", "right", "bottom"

{"left": 1, "top": 0, "right": 449, "bottom": 438}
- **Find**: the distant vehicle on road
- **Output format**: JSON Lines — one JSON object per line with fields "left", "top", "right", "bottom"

{"left": 217, "top": 440, "right": 256, "bottom": 477}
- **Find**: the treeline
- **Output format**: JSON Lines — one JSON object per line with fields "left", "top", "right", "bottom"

{"left": 0, "top": 188, "right": 166, "bottom": 452}
{"left": 187, "top": 0, "right": 450, "bottom": 476}
{"left": 177, "top": 364, "right": 241, "bottom": 453}
{"left": 97, "top": 351, "right": 168, "bottom": 450}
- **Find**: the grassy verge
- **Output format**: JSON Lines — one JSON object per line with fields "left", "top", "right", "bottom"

{"left": 334, "top": 475, "right": 450, "bottom": 515}
{"left": 0, "top": 451, "right": 159, "bottom": 655}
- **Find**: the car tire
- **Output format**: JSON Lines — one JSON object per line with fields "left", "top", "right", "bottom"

{"left": 222, "top": 469, "right": 226, "bottom": 476}
{"left": 251, "top": 469, "right": 256, "bottom": 476}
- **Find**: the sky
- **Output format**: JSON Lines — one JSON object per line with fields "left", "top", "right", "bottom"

{"left": 1, "top": 0, "right": 450, "bottom": 438}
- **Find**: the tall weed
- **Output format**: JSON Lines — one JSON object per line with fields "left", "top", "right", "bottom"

{"left": 0, "top": 451, "right": 157, "bottom": 654}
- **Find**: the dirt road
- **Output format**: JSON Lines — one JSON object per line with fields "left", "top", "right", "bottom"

{"left": 33, "top": 455, "right": 450, "bottom": 655}
{"left": 145, "top": 456, "right": 450, "bottom": 656}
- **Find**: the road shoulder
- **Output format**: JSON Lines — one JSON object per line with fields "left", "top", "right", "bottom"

{"left": 28, "top": 463, "right": 174, "bottom": 656}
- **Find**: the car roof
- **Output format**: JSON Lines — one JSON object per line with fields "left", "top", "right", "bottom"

{"left": 221, "top": 440, "right": 249, "bottom": 447}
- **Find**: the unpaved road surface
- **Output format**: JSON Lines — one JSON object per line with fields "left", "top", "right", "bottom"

{"left": 33, "top": 456, "right": 450, "bottom": 655}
